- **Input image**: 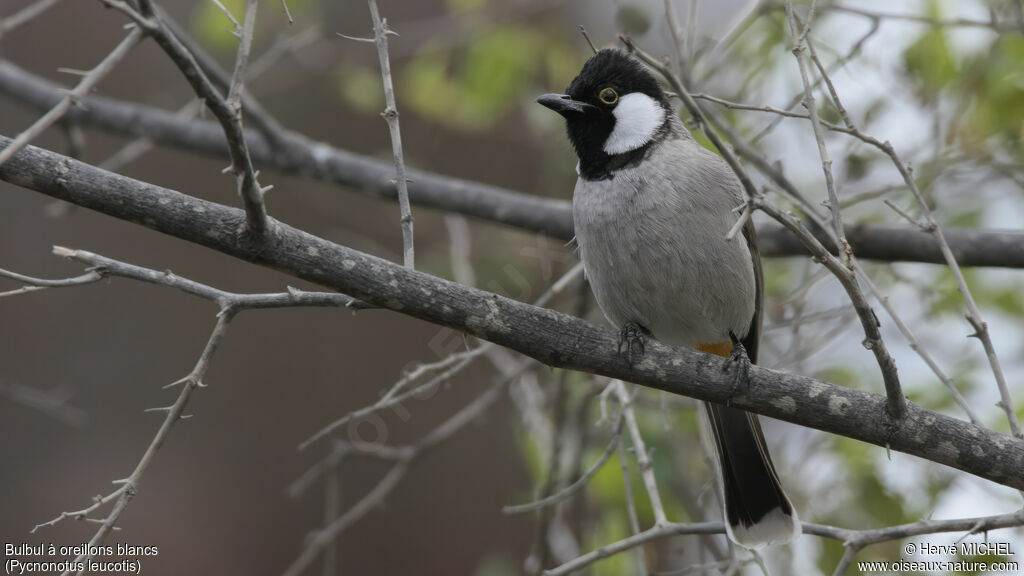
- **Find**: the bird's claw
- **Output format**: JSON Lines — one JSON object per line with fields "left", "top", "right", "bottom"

{"left": 618, "top": 322, "right": 648, "bottom": 367}
{"left": 723, "top": 333, "right": 752, "bottom": 398}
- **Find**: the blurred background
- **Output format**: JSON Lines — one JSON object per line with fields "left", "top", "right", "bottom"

{"left": 1, "top": 0, "right": 1023, "bottom": 574}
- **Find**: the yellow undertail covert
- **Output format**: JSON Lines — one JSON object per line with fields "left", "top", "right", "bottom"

{"left": 697, "top": 342, "right": 733, "bottom": 358}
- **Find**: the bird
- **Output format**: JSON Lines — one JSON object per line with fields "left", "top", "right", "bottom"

{"left": 537, "top": 48, "right": 800, "bottom": 549}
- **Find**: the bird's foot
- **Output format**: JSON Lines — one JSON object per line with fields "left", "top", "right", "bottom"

{"left": 723, "top": 332, "right": 752, "bottom": 398}
{"left": 618, "top": 322, "right": 649, "bottom": 367}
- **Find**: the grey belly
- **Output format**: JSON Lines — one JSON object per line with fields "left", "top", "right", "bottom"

{"left": 574, "top": 202, "right": 754, "bottom": 348}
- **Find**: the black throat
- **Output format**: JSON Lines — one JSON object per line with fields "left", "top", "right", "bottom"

{"left": 567, "top": 117, "right": 672, "bottom": 181}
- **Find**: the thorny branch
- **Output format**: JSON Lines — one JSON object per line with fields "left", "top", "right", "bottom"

{"left": 365, "top": 0, "right": 415, "bottom": 268}
{"left": 298, "top": 262, "right": 584, "bottom": 450}
{"left": 0, "top": 28, "right": 143, "bottom": 167}
{"left": 781, "top": 0, "right": 905, "bottom": 419}
{"left": 2, "top": 246, "right": 369, "bottom": 574}
{"left": 615, "top": 381, "right": 669, "bottom": 526}
{"left": 98, "top": 0, "right": 270, "bottom": 234}
{"left": 502, "top": 412, "right": 624, "bottom": 516}
{"left": 0, "top": 0, "right": 65, "bottom": 39}
{"left": 794, "top": 34, "right": 1021, "bottom": 435}
{"left": 281, "top": 362, "right": 538, "bottom": 576}
{"left": 690, "top": 57, "right": 1002, "bottom": 430}
{"left": 621, "top": 36, "right": 906, "bottom": 420}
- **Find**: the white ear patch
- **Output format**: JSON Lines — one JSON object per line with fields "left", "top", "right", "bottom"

{"left": 602, "top": 92, "right": 664, "bottom": 155}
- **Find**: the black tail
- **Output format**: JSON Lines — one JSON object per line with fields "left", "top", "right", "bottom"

{"left": 704, "top": 402, "right": 799, "bottom": 548}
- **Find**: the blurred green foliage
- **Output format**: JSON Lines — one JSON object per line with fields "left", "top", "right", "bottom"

{"left": 961, "top": 34, "right": 1024, "bottom": 155}
{"left": 338, "top": 26, "right": 580, "bottom": 131}
{"left": 903, "top": 29, "right": 959, "bottom": 98}
{"left": 900, "top": 2, "right": 1024, "bottom": 157}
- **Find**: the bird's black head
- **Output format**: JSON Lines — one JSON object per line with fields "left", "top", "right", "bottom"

{"left": 538, "top": 49, "right": 672, "bottom": 180}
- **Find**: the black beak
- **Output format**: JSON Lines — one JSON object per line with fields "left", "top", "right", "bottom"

{"left": 537, "top": 93, "right": 594, "bottom": 116}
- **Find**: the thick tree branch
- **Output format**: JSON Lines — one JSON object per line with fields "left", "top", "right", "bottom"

{"left": 3, "top": 138, "right": 1024, "bottom": 491}
{"left": 1, "top": 60, "right": 1022, "bottom": 267}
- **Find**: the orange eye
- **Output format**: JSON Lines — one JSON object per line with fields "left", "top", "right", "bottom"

{"left": 598, "top": 87, "right": 618, "bottom": 105}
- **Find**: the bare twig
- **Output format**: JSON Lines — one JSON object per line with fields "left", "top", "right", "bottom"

{"left": 247, "top": 25, "right": 321, "bottom": 82}
{"left": 783, "top": 0, "right": 846, "bottom": 257}
{"left": 155, "top": 7, "right": 293, "bottom": 153}
{"left": 0, "top": 28, "right": 143, "bottom": 167}
{"left": 282, "top": 364, "right": 532, "bottom": 576}
{"left": 577, "top": 25, "right": 597, "bottom": 54}
{"left": 90, "top": 22, "right": 311, "bottom": 176}
{"left": 0, "top": 268, "right": 102, "bottom": 297}
{"left": 13, "top": 245, "right": 376, "bottom": 573}
{"left": 281, "top": 0, "right": 294, "bottom": 24}
{"left": 444, "top": 215, "right": 475, "bottom": 286}
{"left": 226, "top": 0, "right": 259, "bottom": 110}
{"left": 0, "top": 379, "right": 87, "bottom": 427}
{"left": 825, "top": 508, "right": 1024, "bottom": 575}
{"left": 749, "top": 16, "right": 879, "bottom": 144}
{"left": 298, "top": 262, "right": 584, "bottom": 450}
{"left": 543, "top": 522, "right": 724, "bottom": 576}
{"left": 209, "top": 0, "right": 241, "bottom": 33}
{"left": 0, "top": 0, "right": 65, "bottom": 38}
{"left": 855, "top": 265, "right": 982, "bottom": 425}
{"left": 365, "top": 0, "right": 415, "bottom": 268}
{"left": 321, "top": 460, "right": 339, "bottom": 576}
{"left": 523, "top": 373, "right": 570, "bottom": 576}
{"left": 98, "top": 99, "right": 204, "bottom": 172}
{"left": 623, "top": 36, "right": 905, "bottom": 420}
{"left": 617, "top": 435, "right": 648, "bottom": 575}
{"left": 503, "top": 412, "right": 624, "bottom": 515}
{"left": 796, "top": 30, "right": 1018, "bottom": 437}
{"left": 546, "top": 509, "right": 1024, "bottom": 576}
{"left": 888, "top": 194, "right": 1021, "bottom": 437}
{"left": 818, "top": 3, "right": 1013, "bottom": 32}
{"left": 99, "top": 0, "right": 270, "bottom": 234}
{"left": 663, "top": 0, "right": 687, "bottom": 78}
{"left": 46, "top": 246, "right": 365, "bottom": 310}
{"left": 520, "top": 275, "right": 590, "bottom": 575}
{"left": 42, "top": 308, "right": 234, "bottom": 576}
{"left": 615, "top": 381, "right": 668, "bottom": 526}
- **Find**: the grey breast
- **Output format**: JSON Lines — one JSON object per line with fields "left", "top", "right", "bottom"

{"left": 572, "top": 135, "right": 756, "bottom": 348}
